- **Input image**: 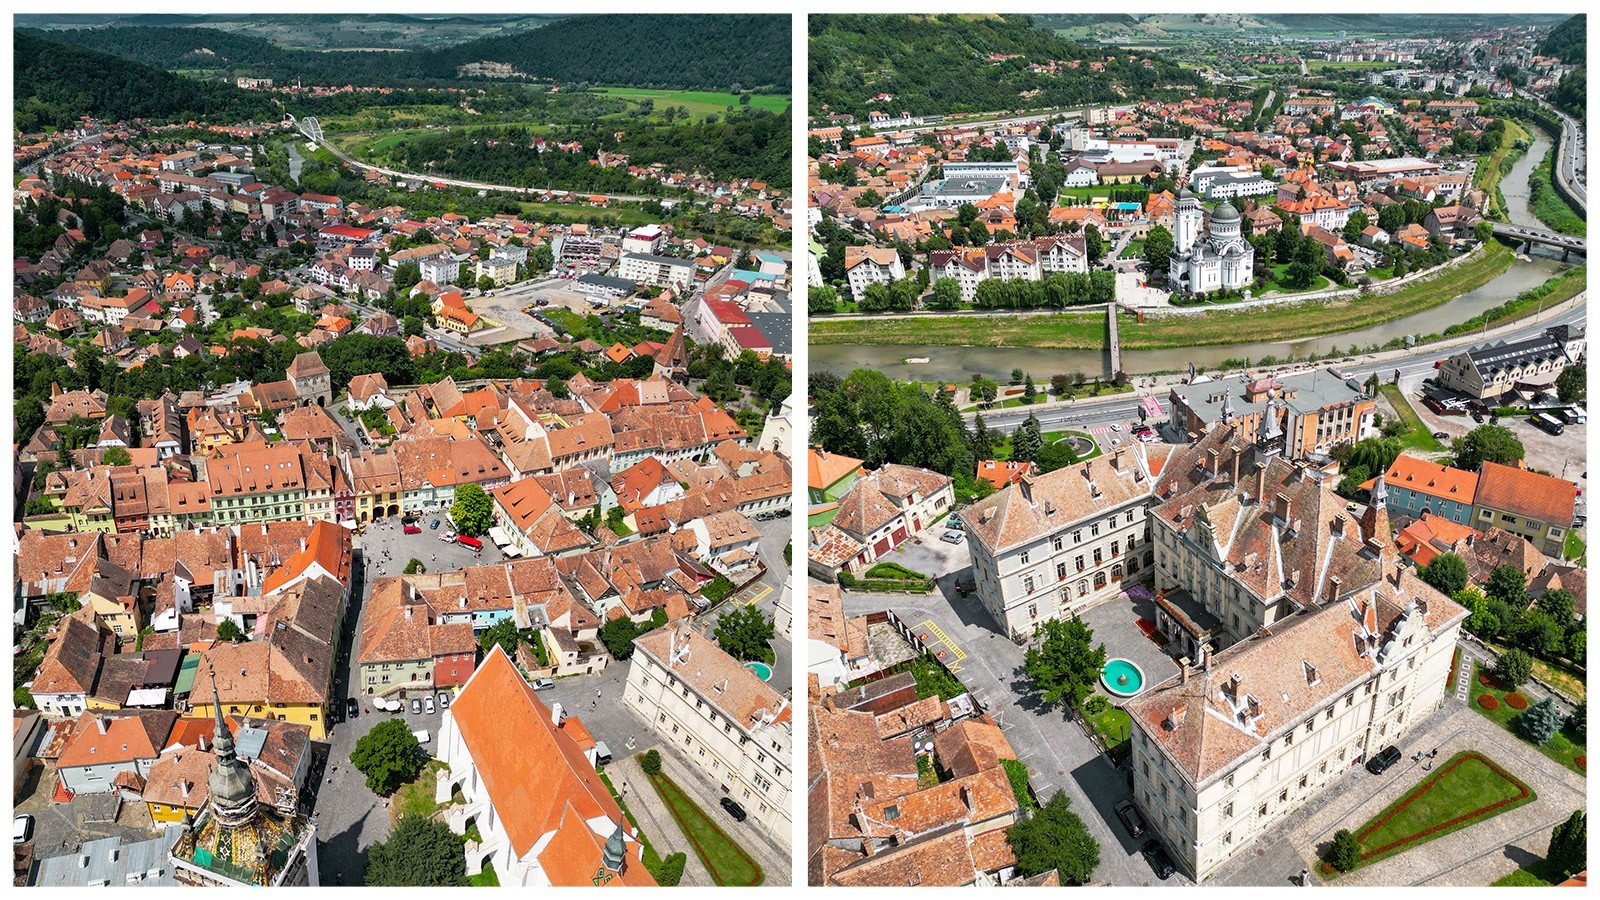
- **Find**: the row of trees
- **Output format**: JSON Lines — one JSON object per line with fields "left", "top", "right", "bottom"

{"left": 1421, "top": 556, "right": 1583, "bottom": 668}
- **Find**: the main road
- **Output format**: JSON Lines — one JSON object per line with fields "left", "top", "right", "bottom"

{"left": 289, "top": 114, "right": 663, "bottom": 204}
{"left": 972, "top": 302, "right": 1587, "bottom": 434}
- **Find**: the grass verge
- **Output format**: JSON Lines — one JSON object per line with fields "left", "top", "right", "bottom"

{"left": 810, "top": 242, "right": 1514, "bottom": 350}
{"left": 1377, "top": 383, "right": 1444, "bottom": 453}
{"left": 1320, "top": 751, "right": 1534, "bottom": 877}
{"left": 646, "top": 771, "right": 763, "bottom": 886}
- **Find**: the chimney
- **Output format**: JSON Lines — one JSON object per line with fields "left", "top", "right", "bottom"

{"left": 1178, "top": 657, "right": 1190, "bottom": 684}
{"left": 551, "top": 702, "right": 566, "bottom": 728}
{"left": 179, "top": 780, "right": 191, "bottom": 799}
{"left": 1276, "top": 492, "right": 1291, "bottom": 524}
{"left": 1208, "top": 448, "right": 1220, "bottom": 476}
{"left": 1255, "top": 461, "right": 1267, "bottom": 502}
{"left": 96, "top": 716, "right": 109, "bottom": 735}
{"left": 1201, "top": 644, "right": 1213, "bottom": 671}
{"left": 1230, "top": 450, "right": 1240, "bottom": 486}
{"left": 404, "top": 606, "right": 412, "bottom": 620}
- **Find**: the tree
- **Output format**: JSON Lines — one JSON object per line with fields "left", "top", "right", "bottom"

{"left": 1023, "top": 617, "right": 1107, "bottom": 711}
{"left": 1005, "top": 791, "right": 1100, "bottom": 884}
{"left": 403, "top": 558, "right": 426, "bottom": 575}
{"left": 599, "top": 616, "right": 641, "bottom": 660}
{"left": 1023, "top": 374, "right": 1038, "bottom": 404}
{"left": 930, "top": 277, "right": 961, "bottom": 310}
{"left": 1083, "top": 225, "right": 1104, "bottom": 264}
{"left": 103, "top": 446, "right": 132, "bottom": 467}
{"left": 1485, "top": 564, "right": 1530, "bottom": 609}
{"left": 216, "top": 618, "right": 247, "bottom": 643}
{"left": 1011, "top": 414, "right": 1044, "bottom": 463}
{"left": 809, "top": 284, "right": 839, "bottom": 315}
{"left": 640, "top": 749, "right": 663, "bottom": 775}
{"left": 1548, "top": 810, "right": 1586, "bottom": 877}
{"left": 1328, "top": 829, "right": 1362, "bottom": 873}
{"left": 364, "top": 815, "right": 467, "bottom": 886}
{"left": 478, "top": 617, "right": 521, "bottom": 657}
{"left": 476, "top": 275, "right": 495, "bottom": 294}
{"left": 1452, "top": 425, "right": 1524, "bottom": 472}
{"left": 1144, "top": 225, "right": 1173, "bottom": 273}
{"left": 713, "top": 605, "right": 775, "bottom": 662}
{"left": 449, "top": 483, "right": 493, "bottom": 536}
{"left": 1556, "top": 364, "right": 1586, "bottom": 404}
{"left": 1419, "top": 552, "right": 1470, "bottom": 597}
{"left": 1495, "top": 648, "right": 1534, "bottom": 691}
{"left": 1536, "top": 588, "right": 1576, "bottom": 630}
{"left": 351, "top": 718, "right": 424, "bottom": 796}
{"left": 1518, "top": 696, "right": 1563, "bottom": 744}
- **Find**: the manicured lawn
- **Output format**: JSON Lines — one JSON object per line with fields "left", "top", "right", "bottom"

{"left": 865, "top": 562, "right": 931, "bottom": 582}
{"left": 1084, "top": 704, "right": 1133, "bottom": 760}
{"left": 646, "top": 771, "right": 764, "bottom": 886}
{"left": 1492, "top": 857, "right": 1567, "bottom": 886}
{"left": 1469, "top": 664, "right": 1586, "bottom": 774}
{"left": 467, "top": 862, "right": 500, "bottom": 886}
{"left": 1562, "top": 531, "right": 1585, "bottom": 564}
{"left": 1321, "top": 751, "right": 1535, "bottom": 876}
{"left": 811, "top": 242, "right": 1514, "bottom": 350}
{"left": 514, "top": 201, "right": 658, "bottom": 227}
{"left": 1378, "top": 384, "right": 1444, "bottom": 453}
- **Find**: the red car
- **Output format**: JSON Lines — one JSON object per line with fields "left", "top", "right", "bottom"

{"left": 457, "top": 535, "right": 483, "bottom": 550}
{"left": 403, "top": 524, "right": 422, "bottom": 535}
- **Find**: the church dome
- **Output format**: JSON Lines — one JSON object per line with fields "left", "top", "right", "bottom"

{"left": 1211, "top": 201, "right": 1240, "bottom": 223}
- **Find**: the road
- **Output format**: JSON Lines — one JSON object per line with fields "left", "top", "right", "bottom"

{"left": 1540, "top": 101, "right": 1587, "bottom": 211}
{"left": 291, "top": 115, "right": 660, "bottom": 204}
{"left": 972, "top": 302, "right": 1587, "bottom": 435}
{"left": 894, "top": 104, "right": 1136, "bottom": 137}
{"left": 19, "top": 129, "right": 109, "bottom": 175}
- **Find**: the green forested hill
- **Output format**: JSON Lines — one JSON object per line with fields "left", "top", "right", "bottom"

{"left": 1539, "top": 14, "right": 1585, "bottom": 65}
{"left": 14, "top": 32, "right": 280, "bottom": 132}
{"left": 808, "top": 14, "right": 1199, "bottom": 120}
{"left": 29, "top": 14, "right": 791, "bottom": 92}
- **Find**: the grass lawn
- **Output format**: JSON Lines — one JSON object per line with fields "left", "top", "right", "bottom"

{"left": 1492, "top": 857, "right": 1568, "bottom": 886}
{"left": 646, "top": 771, "right": 763, "bottom": 886}
{"left": 812, "top": 242, "right": 1513, "bottom": 350}
{"left": 514, "top": 201, "right": 657, "bottom": 227}
{"left": 1562, "top": 531, "right": 1585, "bottom": 564}
{"left": 866, "top": 562, "right": 931, "bottom": 582}
{"left": 1377, "top": 384, "right": 1445, "bottom": 453}
{"left": 391, "top": 760, "right": 450, "bottom": 825}
{"left": 1321, "top": 751, "right": 1534, "bottom": 876}
{"left": 467, "top": 862, "right": 500, "bottom": 887}
{"left": 1084, "top": 704, "right": 1133, "bottom": 759}
{"left": 989, "top": 430, "right": 1101, "bottom": 463}
{"left": 1469, "top": 664, "right": 1586, "bottom": 774}
{"left": 597, "top": 87, "right": 789, "bottom": 119}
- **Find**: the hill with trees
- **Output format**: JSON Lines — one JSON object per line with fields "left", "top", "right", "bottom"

{"left": 1539, "top": 14, "right": 1585, "bottom": 65}
{"left": 808, "top": 14, "right": 1199, "bottom": 120}
{"left": 14, "top": 31, "right": 280, "bottom": 132}
{"left": 29, "top": 14, "right": 790, "bottom": 92}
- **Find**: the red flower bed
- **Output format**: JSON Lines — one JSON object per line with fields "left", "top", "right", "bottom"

{"left": 1478, "top": 694, "right": 1500, "bottom": 710}
{"left": 1478, "top": 671, "right": 1498, "bottom": 688}
{"left": 1353, "top": 752, "right": 1532, "bottom": 863}
{"left": 1504, "top": 693, "right": 1528, "bottom": 710}
{"left": 1577, "top": 756, "right": 1587, "bottom": 771}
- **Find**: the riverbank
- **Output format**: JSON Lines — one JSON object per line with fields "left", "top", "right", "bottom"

{"left": 1529, "top": 148, "right": 1587, "bottom": 237}
{"left": 811, "top": 241, "right": 1516, "bottom": 351}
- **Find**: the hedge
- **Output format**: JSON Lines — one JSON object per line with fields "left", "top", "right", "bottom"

{"left": 837, "top": 571, "right": 935, "bottom": 593}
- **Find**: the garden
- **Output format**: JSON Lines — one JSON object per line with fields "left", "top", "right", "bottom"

{"left": 1080, "top": 694, "right": 1133, "bottom": 765}
{"left": 1469, "top": 664, "right": 1586, "bottom": 774}
{"left": 1320, "top": 751, "right": 1535, "bottom": 877}
{"left": 639, "top": 751, "right": 763, "bottom": 886}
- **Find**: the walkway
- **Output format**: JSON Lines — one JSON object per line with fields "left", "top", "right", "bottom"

{"left": 604, "top": 754, "right": 714, "bottom": 887}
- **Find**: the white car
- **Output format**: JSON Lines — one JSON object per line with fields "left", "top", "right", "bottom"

{"left": 13, "top": 814, "right": 33, "bottom": 845}
{"left": 440, "top": 531, "right": 456, "bottom": 542}
{"left": 424, "top": 696, "right": 435, "bottom": 714}
{"left": 1110, "top": 423, "right": 1121, "bottom": 432}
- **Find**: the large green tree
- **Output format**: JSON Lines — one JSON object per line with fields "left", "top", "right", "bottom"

{"left": 1005, "top": 791, "right": 1100, "bottom": 884}
{"left": 1548, "top": 809, "right": 1586, "bottom": 877}
{"left": 1452, "top": 424, "right": 1524, "bottom": 472}
{"left": 1517, "top": 696, "right": 1563, "bottom": 744}
{"left": 1023, "top": 617, "right": 1107, "bottom": 711}
{"left": 1419, "top": 552, "right": 1470, "bottom": 597}
{"left": 714, "top": 605, "right": 775, "bottom": 663}
{"left": 1495, "top": 648, "right": 1533, "bottom": 691}
{"left": 449, "top": 483, "right": 494, "bottom": 536}
{"left": 364, "top": 815, "right": 467, "bottom": 886}
{"left": 350, "top": 718, "right": 424, "bottom": 796}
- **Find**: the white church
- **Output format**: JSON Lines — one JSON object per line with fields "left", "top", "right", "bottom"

{"left": 1168, "top": 190, "right": 1253, "bottom": 295}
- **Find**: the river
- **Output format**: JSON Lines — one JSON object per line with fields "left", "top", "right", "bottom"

{"left": 815, "top": 128, "right": 1575, "bottom": 380}
{"left": 286, "top": 141, "right": 304, "bottom": 186}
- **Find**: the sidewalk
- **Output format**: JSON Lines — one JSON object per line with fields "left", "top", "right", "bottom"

{"left": 652, "top": 746, "right": 793, "bottom": 885}
{"left": 605, "top": 754, "right": 714, "bottom": 887}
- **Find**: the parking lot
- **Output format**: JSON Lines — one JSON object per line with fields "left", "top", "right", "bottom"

{"left": 356, "top": 515, "right": 508, "bottom": 581}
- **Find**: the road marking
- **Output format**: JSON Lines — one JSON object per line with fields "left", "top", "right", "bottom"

{"left": 919, "top": 619, "right": 969, "bottom": 672}
{"left": 744, "top": 585, "right": 772, "bottom": 606}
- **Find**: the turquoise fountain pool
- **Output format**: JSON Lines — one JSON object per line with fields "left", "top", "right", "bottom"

{"left": 745, "top": 661, "right": 773, "bottom": 681}
{"left": 1100, "top": 658, "right": 1146, "bottom": 698}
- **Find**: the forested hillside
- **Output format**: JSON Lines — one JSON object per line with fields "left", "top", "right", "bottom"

{"left": 808, "top": 14, "right": 1199, "bottom": 119}
{"left": 1539, "top": 14, "right": 1585, "bottom": 65}
{"left": 14, "top": 32, "right": 279, "bottom": 132}
{"left": 31, "top": 14, "right": 791, "bottom": 92}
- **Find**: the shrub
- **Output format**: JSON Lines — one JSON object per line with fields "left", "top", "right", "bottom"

{"left": 1504, "top": 692, "right": 1529, "bottom": 710}
{"left": 651, "top": 852, "right": 687, "bottom": 886}
{"left": 1478, "top": 694, "right": 1501, "bottom": 710}
{"left": 1328, "top": 829, "right": 1361, "bottom": 873}
{"left": 640, "top": 749, "right": 662, "bottom": 775}
{"left": 1518, "top": 696, "right": 1563, "bottom": 744}
{"left": 1082, "top": 695, "right": 1110, "bottom": 716}
{"left": 1495, "top": 649, "right": 1534, "bottom": 691}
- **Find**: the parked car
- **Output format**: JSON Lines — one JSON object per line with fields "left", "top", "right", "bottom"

{"left": 438, "top": 692, "right": 451, "bottom": 710}
{"left": 424, "top": 696, "right": 435, "bottom": 714}
{"left": 404, "top": 524, "right": 422, "bottom": 535}
{"left": 1431, "top": 431, "right": 1449, "bottom": 440}
{"left": 719, "top": 797, "right": 747, "bottom": 822}
{"left": 429, "top": 519, "right": 441, "bottom": 530}
{"left": 940, "top": 530, "right": 966, "bottom": 544}
{"left": 410, "top": 698, "right": 423, "bottom": 715}
{"left": 440, "top": 531, "right": 456, "bottom": 543}
{"left": 1114, "top": 799, "right": 1148, "bottom": 838}
{"left": 14, "top": 814, "right": 34, "bottom": 845}
{"left": 532, "top": 677, "right": 555, "bottom": 691}
{"left": 1141, "top": 840, "right": 1175, "bottom": 879}
{"left": 1366, "top": 745, "right": 1403, "bottom": 775}
{"left": 346, "top": 698, "right": 359, "bottom": 720}
{"left": 457, "top": 535, "right": 483, "bottom": 551}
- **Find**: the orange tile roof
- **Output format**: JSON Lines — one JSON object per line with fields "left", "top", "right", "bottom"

{"left": 1474, "top": 461, "right": 1577, "bottom": 525}
{"left": 807, "top": 448, "right": 863, "bottom": 491}
{"left": 260, "top": 519, "right": 352, "bottom": 595}
{"left": 1381, "top": 454, "right": 1479, "bottom": 504}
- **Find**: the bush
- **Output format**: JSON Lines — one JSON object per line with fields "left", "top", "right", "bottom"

{"left": 1328, "top": 828, "right": 1362, "bottom": 873}
{"left": 1505, "top": 692, "right": 1529, "bottom": 710}
{"left": 1478, "top": 694, "right": 1501, "bottom": 710}
{"left": 640, "top": 749, "right": 662, "bottom": 775}
{"left": 651, "top": 852, "right": 687, "bottom": 886}
{"left": 1518, "top": 696, "right": 1563, "bottom": 745}
{"left": 1001, "top": 757, "right": 1037, "bottom": 812}
{"left": 1495, "top": 649, "right": 1534, "bottom": 691}
{"left": 1082, "top": 695, "right": 1110, "bottom": 716}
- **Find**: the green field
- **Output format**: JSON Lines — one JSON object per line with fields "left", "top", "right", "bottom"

{"left": 514, "top": 201, "right": 656, "bottom": 227}
{"left": 598, "top": 87, "right": 789, "bottom": 118}
{"left": 1377, "top": 383, "right": 1444, "bottom": 453}
{"left": 1470, "top": 663, "right": 1587, "bottom": 774}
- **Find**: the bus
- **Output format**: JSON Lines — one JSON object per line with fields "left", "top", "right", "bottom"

{"left": 1530, "top": 413, "right": 1565, "bottom": 435}
{"left": 457, "top": 535, "right": 484, "bottom": 550}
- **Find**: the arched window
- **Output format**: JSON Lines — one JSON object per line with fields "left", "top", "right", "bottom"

{"left": 1094, "top": 572, "right": 1107, "bottom": 589}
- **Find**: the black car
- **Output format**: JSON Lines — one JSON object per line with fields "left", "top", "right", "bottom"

{"left": 719, "top": 797, "right": 747, "bottom": 822}
{"left": 1114, "top": 799, "right": 1148, "bottom": 838}
{"left": 1366, "top": 745, "right": 1403, "bottom": 775}
{"left": 1141, "top": 840, "right": 1175, "bottom": 880}
{"left": 345, "top": 698, "right": 359, "bottom": 721}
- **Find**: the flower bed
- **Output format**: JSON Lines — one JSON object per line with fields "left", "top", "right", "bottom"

{"left": 1577, "top": 755, "right": 1587, "bottom": 771}
{"left": 1504, "top": 692, "right": 1529, "bottom": 710}
{"left": 1478, "top": 671, "right": 1498, "bottom": 688}
{"left": 1319, "top": 751, "right": 1535, "bottom": 878}
{"left": 1478, "top": 694, "right": 1500, "bottom": 710}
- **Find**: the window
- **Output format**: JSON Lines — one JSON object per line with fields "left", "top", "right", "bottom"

{"left": 1075, "top": 555, "right": 1085, "bottom": 571}
{"left": 1020, "top": 550, "right": 1030, "bottom": 564}
{"left": 1057, "top": 562, "right": 1068, "bottom": 580}
{"left": 1126, "top": 510, "right": 1135, "bottom": 524}
{"left": 1224, "top": 773, "right": 1234, "bottom": 788}
{"left": 1223, "top": 801, "right": 1233, "bottom": 819}
{"left": 1093, "top": 548, "right": 1103, "bottom": 565}
{"left": 1284, "top": 731, "right": 1294, "bottom": 747}
{"left": 1091, "top": 523, "right": 1101, "bottom": 536}
{"left": 1094, "top": 572, "right": 1107, "bottom": 589}
{"left": 1299, "top": 775, "right": 1308, "bottom": 789}
{"left": 1053, "top": 536, "right": 1064, "bottom": 551}
{"left": 1073, "top": 530, "right": 1082, "bottom": 543}
{"left": 1259, "top": 803, "right": 1268, "bottom": 818}
{"left": 1024, "top": 576, "right": 1035, "bottom": 594}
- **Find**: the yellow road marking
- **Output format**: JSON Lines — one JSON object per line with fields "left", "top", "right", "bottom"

{"left": 919, "top": 619, "right": 968, "bottom": 672}
{"left": 744, "top": 585, "right": 773, "bottom": 606}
